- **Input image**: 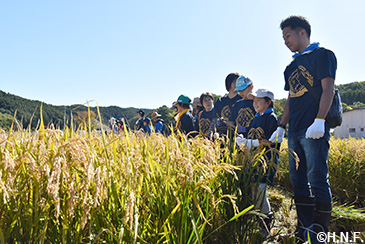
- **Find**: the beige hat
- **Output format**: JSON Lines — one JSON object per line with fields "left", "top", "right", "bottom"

{"left": 192, "top": 97, "right": 202, "bottom": 106}
{"left": 151, "top": 111, "right": 162, "bottom": 120}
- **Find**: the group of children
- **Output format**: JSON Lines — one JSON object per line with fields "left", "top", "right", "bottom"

{"left": 120, "top": 73, "right": 280, "bottom": 238}
{"left": 171, "top": 72, "right": 281, "bottom": 238}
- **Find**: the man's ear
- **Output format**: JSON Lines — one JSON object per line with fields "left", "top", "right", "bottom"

{"left": 300, "top": 28, "right": 308, "bottom": 39}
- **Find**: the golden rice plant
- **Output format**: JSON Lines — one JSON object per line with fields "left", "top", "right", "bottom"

{"left": 328, "top": 137, "right": 365, "bottom": 205}
{"left": 276, "top": 137, "right": 365, "bottom": 206}
{"left": 0, "top": 108, "right": 274, "bottom": 243}
{"left": 275, "top": 137, "right": 365, "bottom": 232}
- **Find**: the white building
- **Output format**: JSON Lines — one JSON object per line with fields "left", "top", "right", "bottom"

{"left": 333, "top": 107, "right": 365, "bottom": 138}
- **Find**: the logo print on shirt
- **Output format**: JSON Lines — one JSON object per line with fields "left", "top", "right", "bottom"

{"left": 236, "top": 107, "right": 255, "bottom": 127}
{"left": 221, "top": 106, "right": 232, "bottom": 120}
{"left": 199, "top": 118, "right": 211, "bottom": 137}
{"left": 248, "top": 127, "right": 265, "bottom": 140}
{"left": 288, "top": 65, "right": 314, "bottom": 98}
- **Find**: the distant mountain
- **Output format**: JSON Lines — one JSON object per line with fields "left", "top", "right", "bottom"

{"left": 0, "top": 90, "right": 152, "bottom": 130}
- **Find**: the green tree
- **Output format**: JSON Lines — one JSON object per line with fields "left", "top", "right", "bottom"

{"left": 148, "top": 105, "right": 176, "bottom": 126}
{"left": 0, "top": 112, "right": 13, "bottom": 130}
{"left": 274, "top": 98, "right": 286, "bottom": 122}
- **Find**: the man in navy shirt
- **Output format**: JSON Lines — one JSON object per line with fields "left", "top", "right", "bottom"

{"left": 270, "top": 16, "right": 336, "bottom": 243}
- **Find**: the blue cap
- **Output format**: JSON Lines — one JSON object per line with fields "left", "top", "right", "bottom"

{"left": 234, "top": 75, "right": 253, "bottom": 91}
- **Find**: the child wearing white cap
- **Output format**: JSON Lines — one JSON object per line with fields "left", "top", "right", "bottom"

{"left": 236, "top": 88, "right": 280, "bottom": 238}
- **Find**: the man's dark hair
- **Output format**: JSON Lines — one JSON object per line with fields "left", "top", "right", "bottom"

{"left": 138, "top": 109, "right": 145, "bottom": 117}
{"left": 200, "top": 92, "right": 214, "bottom": 107}
{"left": 280, "top": 16, "right": 311, "bottom": 38}
{"left": 225, "top": 73, "right": 240, "bottom": 92}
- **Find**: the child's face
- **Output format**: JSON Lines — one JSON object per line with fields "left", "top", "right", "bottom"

{"left": 253, "top": 97, "right": 270, "bottom": 114}
{"left": 238, "top": 85, "right": 253, "bottom": 99}
{"left": 202, "top": 97, "right": 213, "bottom": 112}
{"left": 176, "top": 103, "right": 185, "bottom": 113}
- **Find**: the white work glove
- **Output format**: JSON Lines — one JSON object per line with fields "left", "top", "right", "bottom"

{"left": 305, "top": 118, "right": 325, "bottom": 139}
{"left": 213, "top": 132, "right": 220, "bottom": 140}
{"left": 236, "top": 136, "right": 247, "bottom": 146}
{"left": 246, "top": 139, "right": 260, "bottom": 149}
{"left": 269, "top": 127, "right": 285, "bottom": 143}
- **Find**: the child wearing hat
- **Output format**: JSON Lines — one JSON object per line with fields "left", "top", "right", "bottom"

{"left": 192, "top": 97, "right": 204, "bottom": 126}
{"left": 151, "top": 111, "right": 165, "bottom": 135}
{"left": 135, "top": 109, "right": 145, "bottom": 131}
{"left": 174, "top": 94, "right": 196, "bottom": 136}
{"left": 236, "top": 88, "right": 280, "bottom": 238}
{"left": 192, "top": 97, "right": 204, "bottom": 115}
{"left": 229, "top": 75, "right": 256, "bottom": 136}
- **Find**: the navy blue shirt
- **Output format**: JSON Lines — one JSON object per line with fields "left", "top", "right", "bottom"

{"left": 247, "top": 111, "right": 278, "bottom": 141}
{"left": 230, "top": 98, "right": 255, "bottom": 127}
{"left": 214, "top": 94, "right": 241, "bottom": 120}
{"left": 196, "top": 108, "right": 215, "bottom": 137}
{"left": 154, "top": 119, "right": 164, "bottom": 134}
{"left": 135, "top": 117, "right": 144, "bottom": 130}
{"left": 247, "top": 110, "right": 280, "bottom": 185}
{"left": 142, "top": 125, "right": 152, "bottom": 135}
{"left": 178, "top": 112, "right": 195, "bottom": 136}
{"left": 284, "top": 47, "right": 337, "bottom": 132}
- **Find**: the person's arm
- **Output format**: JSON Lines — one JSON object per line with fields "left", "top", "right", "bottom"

{"left": 279, "top": 94, "right": 290, "bottom": 126}
{"left": 268, "top": 93, "right": 289, "bottom": 143}
{"left": 305, "top": 76, "right": 335, "bottom": 139}
{"left": 316, "top": 76, "right": 335, "bottom": 119}
{"left": 207, "top": 118, "right": 217, "bottom": 138}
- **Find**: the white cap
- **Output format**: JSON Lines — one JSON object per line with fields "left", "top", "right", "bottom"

{"left": 247, "top": 88, "right": 275, "bottom": 101}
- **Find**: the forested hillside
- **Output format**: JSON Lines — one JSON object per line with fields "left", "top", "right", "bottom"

{"left": 336, "top": 81, "right": 365, "bottom": 111}
{"left": 0, "top": 81, "right": 364, "bottom": 131}
{"left": 0, "top": 90, "right": 152, "bottom": 130}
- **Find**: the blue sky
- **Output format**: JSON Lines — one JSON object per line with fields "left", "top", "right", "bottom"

{"left": 1, "top": 0, "right": 364, "bottom": 109}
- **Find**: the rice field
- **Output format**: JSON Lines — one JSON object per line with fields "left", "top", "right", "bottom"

{"left": 0, "top": 112, "right": 364, "bottom": 243}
